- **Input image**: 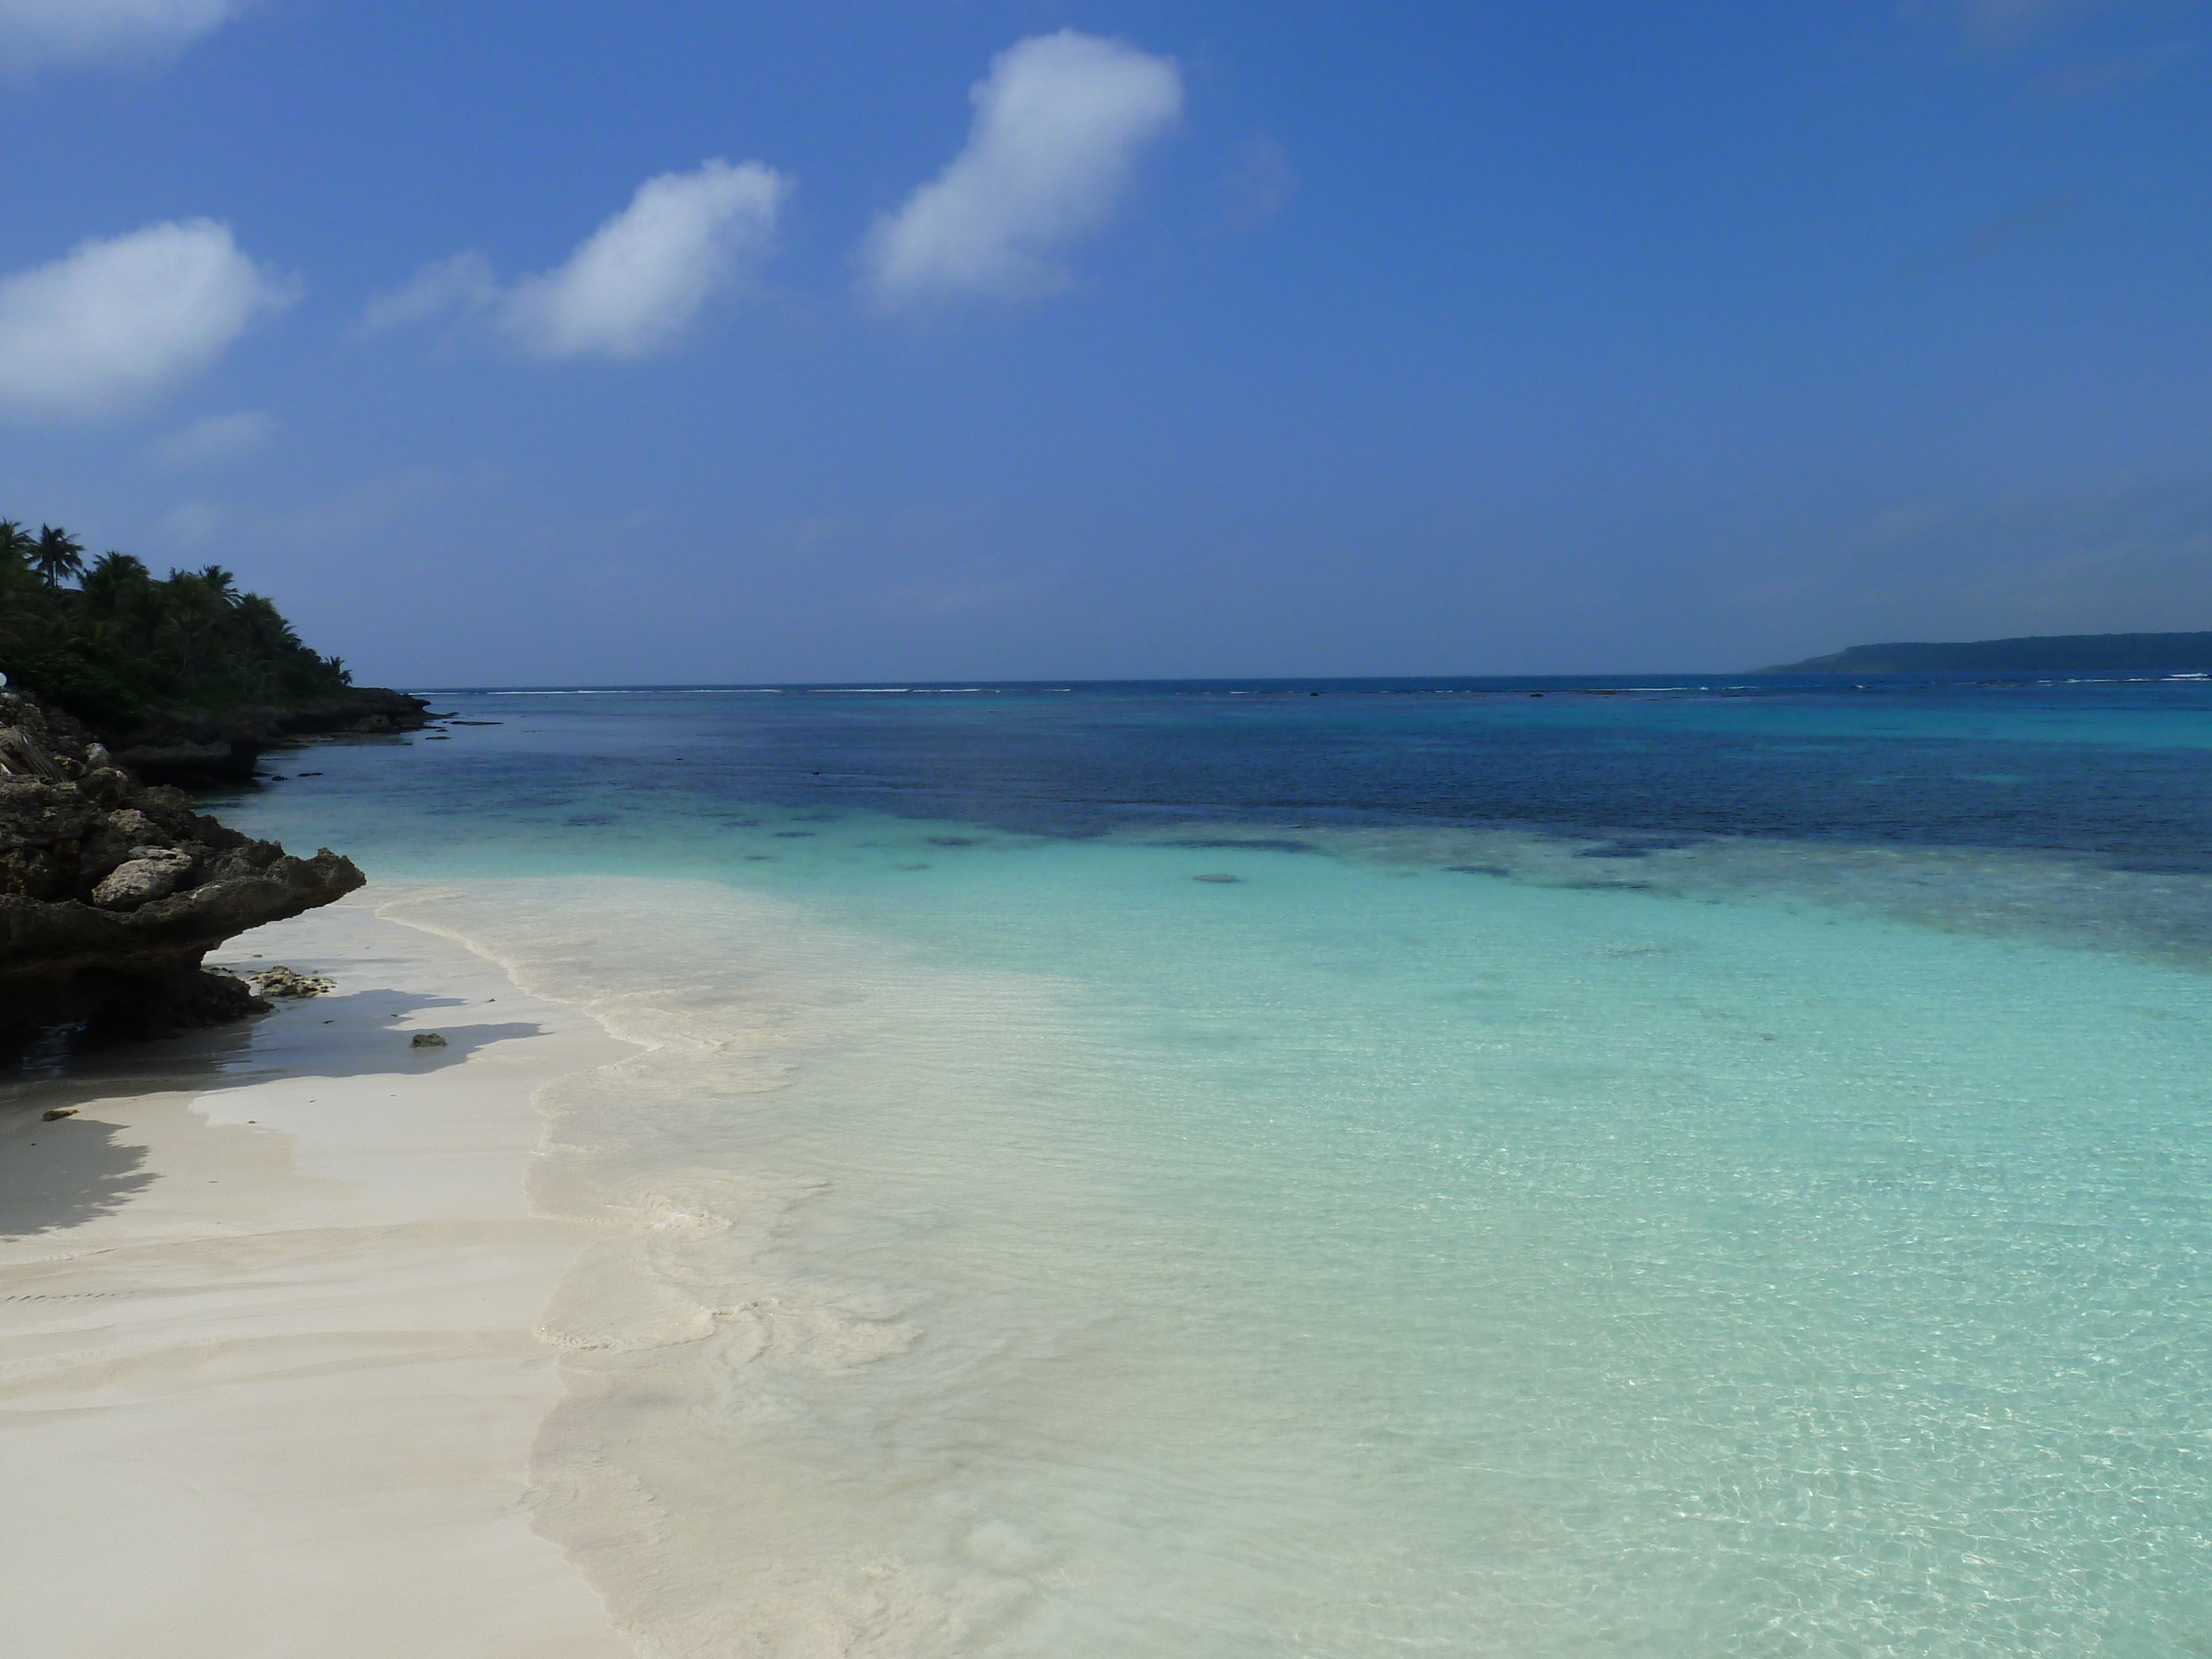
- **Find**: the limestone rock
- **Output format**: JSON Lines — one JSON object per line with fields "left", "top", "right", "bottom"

{"left": 0, "top": 725, "right": 65, "bottom": 781}
{"left": 92, "top": 849, "right": 196, "bottom": 910}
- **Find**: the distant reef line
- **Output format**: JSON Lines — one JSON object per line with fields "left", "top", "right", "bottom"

{"left": 1756, "top": 632, "right": 2212, "bottom": 674}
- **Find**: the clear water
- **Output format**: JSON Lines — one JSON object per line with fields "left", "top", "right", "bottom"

{"left": 215, "top": 677, "right": 2212, "bottom": 1657}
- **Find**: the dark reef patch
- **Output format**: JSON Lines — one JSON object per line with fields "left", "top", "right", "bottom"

{"left": 1160, "top": 838, "right": 1317, "bottom": 854}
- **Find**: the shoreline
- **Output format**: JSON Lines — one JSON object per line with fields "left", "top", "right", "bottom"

{"left": 0, "top": 893, "right": 637, "bottom": 1658}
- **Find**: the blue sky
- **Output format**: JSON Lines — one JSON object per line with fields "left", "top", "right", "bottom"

{"left": 2, "top": 1, "right": 2208, "bottom": 682}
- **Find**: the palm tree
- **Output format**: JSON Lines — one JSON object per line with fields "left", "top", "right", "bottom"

{"left": 3, "top": 506, "right": 357, "bottom": 716}
{"left": 0, "top": 523, "right": 34, "bottom": 648}
{"left": 79, "top": 552, "right": 149, "bottom": 619}
{"left": 234, "top": 592, "right": 301, "bottom": 653}
{"left": 0, "top": 523, "right": 32, "bottom": 614}
{"left": 153, "top": 571, "right": 231, "bottom": 679}
{"left": 30, "top": 525, "right": 85, "bottom": 587}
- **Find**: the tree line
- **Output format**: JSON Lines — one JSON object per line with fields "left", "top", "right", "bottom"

{"left": 0, "top": 519, "right": 352, "bottom": 729}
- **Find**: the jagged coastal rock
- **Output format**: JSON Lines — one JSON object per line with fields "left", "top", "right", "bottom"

{"left": 105, "top": 687, "right": 433, "bottom": 786}
{"left": 0, "top": 687, "right": 367, "bottom": 1048}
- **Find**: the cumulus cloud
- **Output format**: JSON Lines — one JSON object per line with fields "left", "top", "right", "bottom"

{"left": 149, "top": 408, "right": 273, "bottom": 466}
{"left": 0, "top": 0, "right": 245, "bottom": 72}
{"left": 0, "top": 220, "right": 296, "bottom": 421}
{"left": 505, "top": 161, "right": 788, "bottom": 358}
{"left": 363, "top": 161, "right": 789, "bottom": 362}
{"left": 863, "top": 31, "right": 1182, "bottom": 307}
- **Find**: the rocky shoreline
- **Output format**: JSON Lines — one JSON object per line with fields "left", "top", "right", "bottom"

{"left": 105, "top": 686, "right": 435, "bottom": 787}
{"left": 0, "top": 686, "right": 418, "bottom": 1052}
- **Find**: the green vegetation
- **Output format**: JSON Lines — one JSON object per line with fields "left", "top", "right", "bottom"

{"left": 0, "top": 519, "right": 352, "bottom": 730}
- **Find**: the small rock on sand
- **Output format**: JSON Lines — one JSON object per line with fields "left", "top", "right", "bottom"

{"left": 251, "top": 966, "right": 336, "bottom": 999}
{"left": 410, "top": 1032, "right": 448, "bottom": 1048}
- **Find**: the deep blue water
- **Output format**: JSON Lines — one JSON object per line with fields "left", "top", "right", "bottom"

{"left": 243, "top": 671, "right": 2212, "bottom": 867}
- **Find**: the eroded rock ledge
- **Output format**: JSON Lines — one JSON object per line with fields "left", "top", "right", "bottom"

{"left": 1, "top": 688, "right": 364, "bottom": 1050}
{"left": 107, "top": 687, "right": 434, "bottom": 787}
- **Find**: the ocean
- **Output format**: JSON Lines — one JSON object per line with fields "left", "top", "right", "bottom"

{"left": 214, "top": 674, "right": 2212, "bottom": 1657}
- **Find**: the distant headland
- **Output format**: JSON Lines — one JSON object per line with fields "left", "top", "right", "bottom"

{"left": 1757, "top": 632, "right": 2212, "bottom": 675}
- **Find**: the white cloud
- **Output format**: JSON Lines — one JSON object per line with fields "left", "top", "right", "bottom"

{"left": 0, "top": 220, "right": 296, "bottom": 421}
{"left": 504, "top": 160, "right": 788, "bottom": 359}
{"left": 0, "top": 0, "right": 244, "bottom": 72}
{"left": 149, "top": 408, "right": 273, "bottom": 466}
{"left": 365, "top": 161, "right": 789, "bottom": 362}
{"left": 864, "top": 31, "right": 1182, "bottom": 307}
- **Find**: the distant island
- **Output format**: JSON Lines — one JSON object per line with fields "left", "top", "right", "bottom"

{"left": 1757, "top": 632, "right": 2212, "bottom": 675}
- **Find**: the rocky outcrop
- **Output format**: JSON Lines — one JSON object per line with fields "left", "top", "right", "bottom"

{"left": 107, "top": 687, "right": 436, "bottom": 787}
{"left": 248, "top": 966, "right": 335, "bottom": 999}
{"left": 0, "top": 688, "right": 364, "bottom": 1050}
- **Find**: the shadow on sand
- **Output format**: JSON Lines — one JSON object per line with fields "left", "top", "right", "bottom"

{"left": 0, "top": 986, "right": 551, "bottom": 1240}
{"left": 0, "top": 1114, "right": 158, "bottom": 1239}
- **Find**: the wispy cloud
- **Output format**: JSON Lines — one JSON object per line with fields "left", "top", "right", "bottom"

{"left": 1222, "top": 133, "right": 1296, "bottom": 231}
{"left": 148, "top": 408, "right": 273, "bottom": 466}
{"left": 0, "top": 220, "right": 295, "bottom": 420}
{"left": 1957, "top": 0, "right": 2095, "bottom": 50}
{"left": 1906, "top": 192, "right": 2074, "bottom": 275}
{"left": 2039, "top": 36, "right": 2198, "bottom": 97}
{"left": 0, "top": 0, "right": 246, "bottom": 73}
{"left": 160, "top": 499, "right": 220, "bottom": 546}
{"left": 355, "top": 251, "right": 499, "bottom": 338}
{"left": 362, "top": 160, "right": 789, "bottom": 362}
{"left": 1731, "top": 479, "right": 2212, "bottom": 646}
{"left": 1949, "top": 193, "right": 2073, "bottom": 263}
{"left": 863, "top": 31, "right": 1183, "bottom": 308}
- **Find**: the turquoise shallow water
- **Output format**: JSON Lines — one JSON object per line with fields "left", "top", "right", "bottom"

{"left": 216, "top": 682, "right": 2212, "bottom": 1656}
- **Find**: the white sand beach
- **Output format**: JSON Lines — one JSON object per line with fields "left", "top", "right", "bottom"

{"left": 0, "top": 897, "right": 637, "bottom": 1659}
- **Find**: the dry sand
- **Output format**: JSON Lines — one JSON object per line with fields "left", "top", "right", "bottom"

{"left": 0, "top": 895, "right": 638, "bottom": 1658}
